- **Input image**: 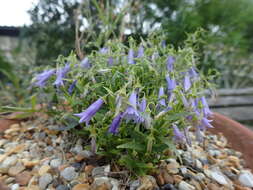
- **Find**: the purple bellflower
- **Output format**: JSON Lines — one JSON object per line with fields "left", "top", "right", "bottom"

{"left": 191, "top": 98, "right": 201, "bottom": 116}
{"left": 137, "top": 46, "right": 144, "bottom": 58}
{"left": 123, "top": 91, "right": 143, "bottom": 123}
{"left": 80, "top": 57, "right": 91, "bottom": 68}
{"left": 108, "top": 112, "right": 123, "bottom": 134}
{"left": 108, "top": 57, "right": 114, "bottom": 66}
{"left": 201, "top": 117, "right": 214, "bottom": 129}
{"left": 172, "top": 125, "right": 185, "bottom": 143}
{"left": 73, "top": 98, "right": 104, "bottom": 125}
{"left": 183, "top": 75, "right": 191, "bottom": 91}
{"left": 100, "top": 47, "right": 108, "bottom": 54}
{"left": 53, "top": 64, "right": 71, "bottom": 87}
{"left": 166, "top": 75, "right": 176, "bottom": 91}
{"left": 158, "top": 87, "right": 166, "bottom": 107}
{"left": 189, "top": 67, "right": 198, "bottom": 78}
{"left": 139, "top": 98, "right": 147, "bottom": 112}
{"left": 200, "top": 96, "right": 213, "bottom": 117}
{"left": 34, "top": 69, "right": 55, "bottom": 88}
{"left": 128, "top": 49, "right": 135, "bottom": 64}
{"left": 166, "top": 56, "right": 175, "bottom": 72}
{"left": 68, "top": 80, "right": 77, "bottom": 95}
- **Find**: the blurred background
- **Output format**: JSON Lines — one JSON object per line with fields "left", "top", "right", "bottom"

{"left": 1, "top": 0, "right": 253, "bottom": 123}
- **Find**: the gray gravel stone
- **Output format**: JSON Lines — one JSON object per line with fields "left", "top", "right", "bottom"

{"left": 39, "top": 173, "right": 53, "bottom": 190}
{"left": 60, "top": 167, "right": 77, "bottom": 181}
{"left": 178, "top": 181, "right": 195, "bottom": 190}
{"left": 239, "top": 171, "right": 253, "bottom": 187}
{"left": 50, "top": 158, "right": 62, "bottom": 168}
{"left": 210, "top": 171, "right": 228, "bottom": 185}
{"left": 11, "top": 184, "right": 19, "bottom": 190}
{"left": 0, "top": 155, "right": 18, "bottom": 173}
{"left": 129, "top": 180, "right": 140, "bottom": 190}
{"left": 56, "top": 184, "right": 69, "bottom": 190}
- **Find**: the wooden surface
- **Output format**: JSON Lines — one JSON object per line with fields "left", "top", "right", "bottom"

{"left": 208, "top": 88, "right": 253, "bottom": 122}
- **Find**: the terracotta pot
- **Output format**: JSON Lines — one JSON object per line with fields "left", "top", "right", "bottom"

{"left": 0, "top": 112, "right": 25, "bottom": 132}
{"left": 209, "top": 112, "right": 253, "bottom": 171}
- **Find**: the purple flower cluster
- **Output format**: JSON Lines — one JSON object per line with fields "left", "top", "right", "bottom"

{"left": 53, "top": 64, "right": 71, "bottom": 87}
{"left": 34, "top": 69, "right": 55, "bottom": 88}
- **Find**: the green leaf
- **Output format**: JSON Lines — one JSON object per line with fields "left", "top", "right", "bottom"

{"left": 117, "top": 141, "right": 145, "bottom": 151}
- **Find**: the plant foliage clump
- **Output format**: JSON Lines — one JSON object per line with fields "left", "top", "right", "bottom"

{"left": 32, "top": 35, "right": 213, "bottom": 174}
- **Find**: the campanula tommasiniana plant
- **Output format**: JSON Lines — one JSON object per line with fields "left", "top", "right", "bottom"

{"left": 32, "top": 34, "right": 214, "bottom": 175}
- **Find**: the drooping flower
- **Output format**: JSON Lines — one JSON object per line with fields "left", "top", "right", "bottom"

{"left": 68, "top": 80, "right": 77, "bottom": 95}
{"left": 80, "top": 57, "right": 91, "bottom": 68}
{"left": 108, "top": 112, "right": 123, "bottom": 134}
{"left": 100, "top": 47, "right": 108, "bottom": 54}
{"left": 201, "top": 117, "right": 214, "bottom": 129}
{"left": 166, "top": 75, "right": 176, "bottom": 91}
{"left": 166, "top": 56, "right": 175, "bottom": 72}
{"left": 53, "top": 64, "right": 71, "bottom": 87}
{"left": 189, "top": 67, "right": 198, "bottom": 78}
{"left": 158, "top": 87, "right": 166, "bottom": 107}
{"left": 172, "top": 125, "right": 185, "bottom": 143}
{"left": 200, "top": 96, "right": 213, "bottom": 117}
{"left": 190, "top": 98, "right": 201, "bottom": 116}
{"left": 137, "top": 46, "right": 144, "bottom": 58}
{"left": 139, "top": 98, "right": 147, "bottom": 112}
{"left": 108, "top": 57, "right": 114, "bottom": 66}
{"left": 34, "top": 69, "right": 55, "bottom": 88}
{"left": 123, "top": 91, "right": 143, "bottom": 123}
{"left": 73, "top": 98, "right": 104, "bottom": 125}
{"left": 128, "top": 49, "right": 135, "bottom": 64}
{"left": 183, "top": 74, "right": 191, "bottom": 91}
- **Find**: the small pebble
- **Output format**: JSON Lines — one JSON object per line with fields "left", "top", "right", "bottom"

{"left": 60, "top": 167, "right": 77, "bottom": 181}
{"left": 39, "top": 173, "right": 53, "bottom": 190}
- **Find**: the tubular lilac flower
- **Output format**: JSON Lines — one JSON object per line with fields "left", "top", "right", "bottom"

{"left": 166, "top": 75, "right": 176, "bottom": 91}
{"left": 139, "top": 98, "right": 147, "bottom": 112}
{"left": 34, "top": 69, "right": 55, "bottom": 88}
{"left": 201, "top": 117, "right": 214, "bottom": 129}
{"left": 68, "top": 80, "right": 77, "bottom": 95}
{"left": 80, "top": 57, "right": 91, "bottom": 68}
{"left": 201, "top": 96, "right": 213, "bottom": 117}
{"left": 100, "top": 47, "right": 108, "bottom": 54}
{"left": 73, "top": 98, "right": 104, "bottom": 125}
{"left": 172, "top": 125, "right": 185, "bottom": 143}
{"left": 53, "top": 64, "right": 71, "bottom": 87}
{"left": 128, "top": 49, "right": 135, "bottom": 64}
{"left": 189, "top": 67, "right": 198, "bottom": 78}
{"left": 108, "top": 57, "right": 114, "bottom": 66}
{"left": 158, "top": 87, "right": 166, "bottom": 107}
{"left": 183, "top": 75, "right": 191, "bottom": 91}
{"left": 166, "top": 56, "right": 174, "bottom": 72}
{"left": 137, "top": 46, "right": 144, "bottom": 58}
{"left": 123, "top": 91, "right": 143, "bottom": 123}
{"left": 108, "top": 112, "right": 123, "bottom": 134}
